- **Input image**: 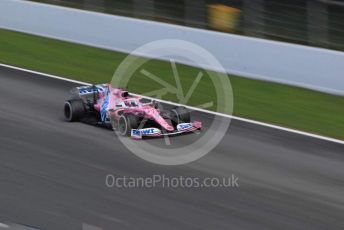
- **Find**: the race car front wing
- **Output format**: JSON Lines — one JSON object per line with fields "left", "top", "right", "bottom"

{"left": 130, "top": 121, "right": 202, "bottom": 139}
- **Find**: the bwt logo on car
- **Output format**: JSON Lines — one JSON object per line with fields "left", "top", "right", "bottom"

{"left": 177, "top": 123, "right": 193, "bottom": 131}
{"left": 132, "top": 128, "right": 161, "bottom": 137}
{"left": 141, "top": 128, "right": 161, "bottom": 135}
{"left": 132, "top": 129, "right": 141, "bottom": 136}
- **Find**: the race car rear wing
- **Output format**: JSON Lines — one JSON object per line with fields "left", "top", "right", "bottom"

{"left": 70, "top": 84, "right": 108, "bottom": 103}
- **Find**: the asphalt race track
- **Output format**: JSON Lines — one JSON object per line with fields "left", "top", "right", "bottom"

{"left": 0, "top": 66, "right": 343, "bottom": 230}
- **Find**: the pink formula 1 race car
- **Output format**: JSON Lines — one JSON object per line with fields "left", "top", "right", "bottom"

{"left": 64, "top": 84, "right": 202, "bottom": 139}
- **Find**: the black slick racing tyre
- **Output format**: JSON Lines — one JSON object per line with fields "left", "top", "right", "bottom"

{"left": 170, "top": 106, "right": 191, "bottom": 127}
{"left": 118, "top": 114, "right": 139, "bottom": 136}
{"left": 64, "top": 99, "right": 85, "bottom": 122}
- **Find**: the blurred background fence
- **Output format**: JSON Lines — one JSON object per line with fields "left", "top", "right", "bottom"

{"left": 29, "top": 0, "right": 344, "bottom": 51}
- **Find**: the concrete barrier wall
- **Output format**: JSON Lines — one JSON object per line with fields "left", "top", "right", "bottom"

{"left": 1, "top": 0, "right": 344, "bottom": 95}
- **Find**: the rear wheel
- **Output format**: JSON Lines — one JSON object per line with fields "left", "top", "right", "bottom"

{"left": 118, "top": 114, "right": 139, "bottom": 136}
{"left": 170, "top": 106, "right": 191, "bottom": 127}
{"left": 64, "top": 99, "right": 85, "bottom": 122}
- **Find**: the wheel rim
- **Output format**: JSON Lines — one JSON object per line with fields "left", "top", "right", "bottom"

{"left": 118, "top": 116, "right": 127, "bottom": 135}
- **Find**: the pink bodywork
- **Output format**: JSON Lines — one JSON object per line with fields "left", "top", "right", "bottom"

{"left": 94, "top": 85, "right": 175, "bottom": 132}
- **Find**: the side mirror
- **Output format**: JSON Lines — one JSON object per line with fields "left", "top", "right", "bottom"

{"left": 152, "top": 100, "right": 158, "bottom": 108}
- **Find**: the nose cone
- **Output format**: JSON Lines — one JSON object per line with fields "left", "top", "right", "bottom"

{"left": 164, "top": 124, "right": 175, "bottom": 132}
{"left": 151, "top": 111, "right": 174, "bottom": 132}
{"left": 158, "top": 117, "right": 175, "bottom": 132}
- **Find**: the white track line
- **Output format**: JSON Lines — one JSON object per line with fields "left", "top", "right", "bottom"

{"left": 1, "top": 63, "right": 343, "bottom": 145}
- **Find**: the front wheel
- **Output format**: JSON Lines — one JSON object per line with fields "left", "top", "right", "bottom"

{"left": 118, "top": 114, "right": 139, "bottom": 136}
{"left": 170, "top": 106, "right": 191, "bottom": 127}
